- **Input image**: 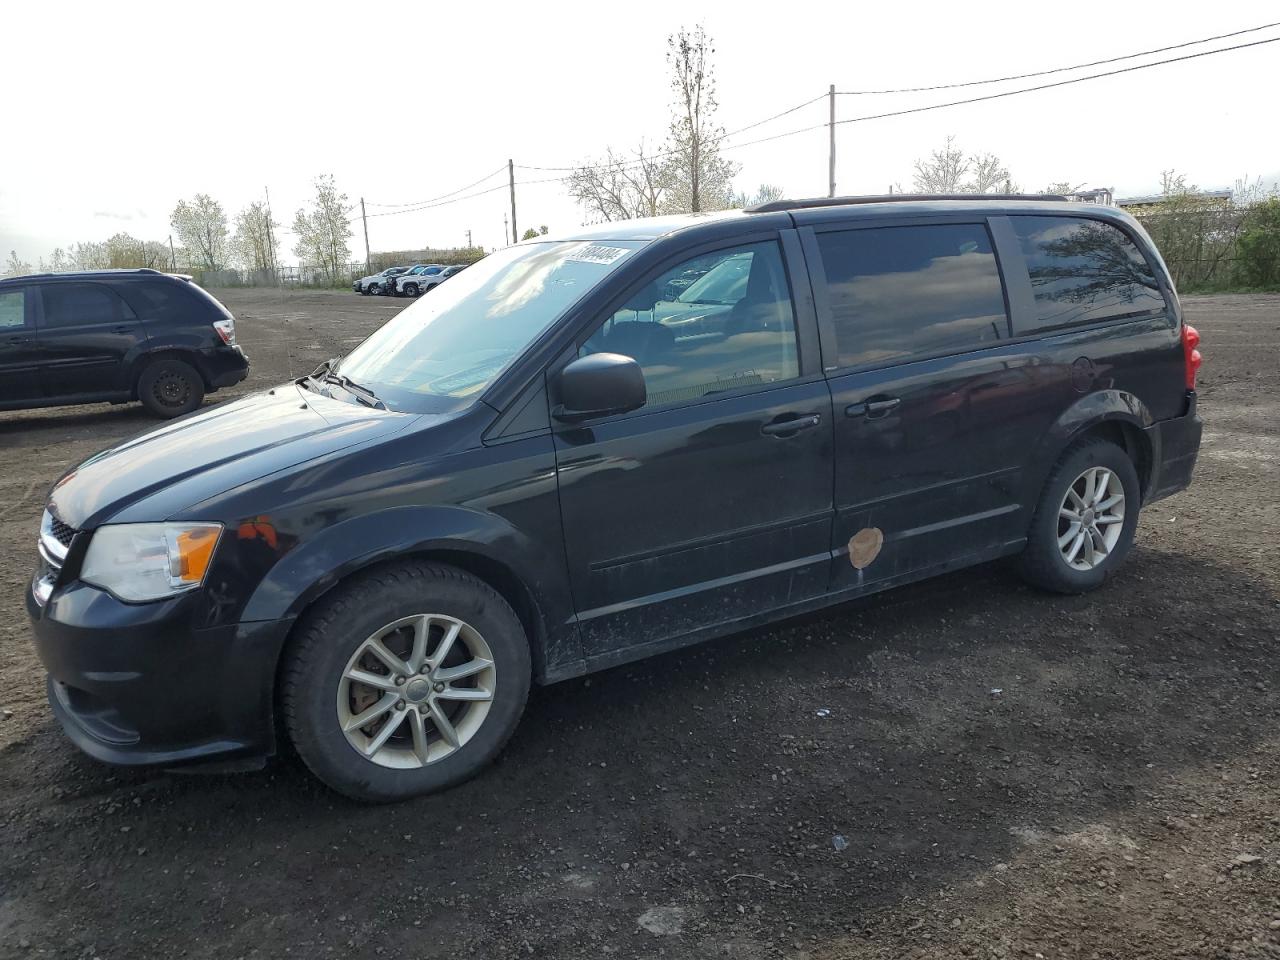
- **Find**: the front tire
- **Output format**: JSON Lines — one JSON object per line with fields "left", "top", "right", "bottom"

{"left": 137, "top": 357, "right": 205, "bottom": 418}
{"left": 404, "top": 283, "right": 419, "bottom": 297}
{"left": 369, "top": 282, "right": 382, "bottom": 295}
{"left": 282, "top": 562, "right": 532, "bottom": 803}
{"left": 1016, "top": 437, "right": 1140, "bottom": 594}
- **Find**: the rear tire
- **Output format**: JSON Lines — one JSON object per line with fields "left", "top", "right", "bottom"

{"left": 1016, "top": 437, "right": 1140, "bottom": 594}
{"left": 282, "top": 562, "right": 532, "bottom": 803}
{"left": 137, "top": 358, "right": 205, "bottom": 418}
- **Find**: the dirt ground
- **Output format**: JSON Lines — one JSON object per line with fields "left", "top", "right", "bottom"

{"left": 1, "top": 289, "right": 1277, "bottom": 960}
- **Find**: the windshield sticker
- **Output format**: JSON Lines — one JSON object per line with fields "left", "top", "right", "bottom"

{"left": 567, "top": 244, "right": 630, "bottom": 266}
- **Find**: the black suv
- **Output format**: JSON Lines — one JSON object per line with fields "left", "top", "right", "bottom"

{"left": 26, "top": 196, "right": 1202, "bottom": 802}
{"left": 0, "top": 269, "right": 248, "bottom": 418}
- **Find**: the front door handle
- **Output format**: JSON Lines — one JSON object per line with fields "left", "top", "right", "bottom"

{"left": 846, "top": 397, "right": 901, "bottom": 420}
{"left": 761, "top": 413, "right": 822, "bottom": 437}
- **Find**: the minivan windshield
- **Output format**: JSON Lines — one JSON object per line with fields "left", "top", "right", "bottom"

{"left": 334, "top": 240, "right": 646, "bottom": 413}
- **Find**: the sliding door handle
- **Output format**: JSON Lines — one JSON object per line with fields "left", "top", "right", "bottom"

{"left": 846, "top": 397, "right": 901, "bottom": 419}
{"left": 761, "top": 413, "right": 822, "bottom": 437}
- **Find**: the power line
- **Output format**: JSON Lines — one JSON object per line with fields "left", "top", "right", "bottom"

{"left": 515, "top": 92, "right": 829, "bottom": 173}
{"left": 836, "top": 20, "right": 1280, "bottom": 95}
{"left": 365, "top": 163, "right": 509, "bottom": 208}
{"left": 723, "top": 34, "right": 1280, "bottom": 153}
{"left": 349, "top": 30, "right": 1278, "bottom": 223}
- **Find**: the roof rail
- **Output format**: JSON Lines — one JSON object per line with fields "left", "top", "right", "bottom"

{"left": 746, "top": 193, "right": 1069, "bottom": 213}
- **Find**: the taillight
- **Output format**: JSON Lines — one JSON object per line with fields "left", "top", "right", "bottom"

{"left": 213, "top": 318, "right": 236, "bottom": 346}
{"left": 1181, "top": 323, "right": 1201, "bottom": 390}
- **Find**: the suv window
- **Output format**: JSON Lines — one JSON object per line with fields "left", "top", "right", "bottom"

{"left": 121, "top": 279, "right": 200, "bottom": 320}
{"left": 817, "top": 223, "right": 1008, "bottom": 369}
{"left": 1011, "top": 216, "right": 1166, "bottom": 330}
{"left": 41, "top": 282, "right": 134, "bottom": 328}
{"left": 579, "top": 241, "right": 799, "bottom": 410}
{"left": 0, "top": 289, "right": 25, "bottom": 329}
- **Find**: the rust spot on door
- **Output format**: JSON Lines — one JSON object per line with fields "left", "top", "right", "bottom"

{"left": 848, "top": 527, "right": 884, "bottom": 569}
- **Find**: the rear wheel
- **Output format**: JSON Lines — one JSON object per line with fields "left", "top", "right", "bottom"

{"left": 282, "top": 562, "right": 532, "bottom": 803}
{"left": 137, "top": 357, "right": 204, "bottom": 418}
{"left": 1016, "top": 437, "right": 1140, "bottom": 593}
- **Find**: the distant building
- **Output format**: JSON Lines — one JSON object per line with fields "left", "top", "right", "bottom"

{"left": 1068, "top": 187, "right": 1114, "bottom": 205}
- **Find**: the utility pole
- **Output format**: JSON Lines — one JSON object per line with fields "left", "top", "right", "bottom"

{"left": 828, "top": 84, "right": 837, "bottom": 198}
{"left": 168, "top": 235, "right": 176, "bottom": 272}
{"left": 466, "top": 229, "right": 472, "bottom": 249}
{"left": 264, "top": 186, "right": 279, "bottom": 284}
{"left": 508, "top": 159, "right": 517, "bottom": 244}
{"left": 360, "top": 197, "right": 371, "bottom": 275}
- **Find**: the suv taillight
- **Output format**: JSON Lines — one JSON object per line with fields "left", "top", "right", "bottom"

{"left": 213, "top": 318, "right": 236, "bottom": 346}
{"left": 1181, "top": 323, "right": 1201, "bottom": 390}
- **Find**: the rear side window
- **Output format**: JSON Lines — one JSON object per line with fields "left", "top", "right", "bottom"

{"left": 40, "top": 283, "right": 134, "bottom": 328}
{"left": 0, "top": 289, "right": 25, "bottom": 329}
{"left": 1010, "top": 216, "right": 1166, "bottom": 330}
{"left": 816, "top": 223, "right": 1008, "bottom": 369}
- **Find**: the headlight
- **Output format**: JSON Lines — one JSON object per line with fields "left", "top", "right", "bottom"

{"left": 81, "top": 523, "right": 223, "bottom": 602}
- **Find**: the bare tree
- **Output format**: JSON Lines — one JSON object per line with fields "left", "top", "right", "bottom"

{"left": 231, "top": 201, "right": 280, "bottom": 273}
{"left": 1044, "top": 181, "right": 1087, "bottom": 195}
{"left": 293, "top": 175, "right": 353, "bottom": 285}
{"left": 170, "top": 194, "right": 229, "bottom": 270}
{"left": 70, "top": 241, "right": 109, "bottom": 271}
{"left": 730, "top": 183, "right": 784, "bottom": 208}
{"left": 913, "top": 137, "right": 1017, "bottom": 194}
{"left": 912, "top": 136, "right": 968, "bottom": 193}
{"left": 4, "top": 250, "right": 32, "bottom": 278}
{"left": 567, "top": 143, "right": 670, "bottom": 222}
{"left": 38, "top": 247, "right": 74, "bottom": 273}
{"left": 664, "top": 24, "right": 739, "bottom": 213}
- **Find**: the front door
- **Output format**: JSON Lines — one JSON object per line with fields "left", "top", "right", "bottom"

{"left": 552, "top": 237, "right": 834, "bottom": 661}
{"left": 0, "top": 286, "right": 41, "bottom": 405}
{"left": 802, "top": 219, "right": 1026, "bottom": 594}
{"left": 37, "top": 281, "right": 145, "bottom": 400}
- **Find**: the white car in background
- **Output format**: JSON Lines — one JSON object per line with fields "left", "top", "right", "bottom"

{"left": 393, "top": 264, "right": 447, "bottom": 297}
{"left": 352, "top": 266, "right": 408, "bottom": 296}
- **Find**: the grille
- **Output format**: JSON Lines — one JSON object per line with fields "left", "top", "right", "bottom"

{"left": 49, "top": 515, "right": 76, "bottom": 548}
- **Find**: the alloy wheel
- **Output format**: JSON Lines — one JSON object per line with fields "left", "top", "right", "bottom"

{"left": 336, "top": 614, "right": 496, "bottom": 769}
{"left": 1057, "top": 466, "right": 1126, "bottom": 571}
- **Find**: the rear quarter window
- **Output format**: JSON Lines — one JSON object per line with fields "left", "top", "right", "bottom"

{"left": 816, "top": 222, "right": 1009, "bottom": 369}
{"left": 1010, "top": 216, "right": 1166, "bottom": 331}
{"left": 118, "top": 279, "right": 225, "bottom": 323}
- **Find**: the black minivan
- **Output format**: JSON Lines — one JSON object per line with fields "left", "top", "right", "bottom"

{"left": 0, "top": 268, "right": 248, "bottom": 418}
{"left": 26, "top": 197, "right": 1203, "bottom": 802}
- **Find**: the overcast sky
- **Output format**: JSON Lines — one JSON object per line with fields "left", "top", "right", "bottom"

{"left": 2, "top": 0, "right": 1277, "bottom": 266}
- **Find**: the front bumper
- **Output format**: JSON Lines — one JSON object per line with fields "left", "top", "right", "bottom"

{"left": 1145, "top": 392, "right": 1204, "bottom": 503}
{"left": 26, "top": 581, "right": 292, "bottom": 768}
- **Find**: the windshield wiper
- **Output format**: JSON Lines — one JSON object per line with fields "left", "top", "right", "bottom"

{"left": 304, "top": 358, "right": 387, "bottom": 410}
{"left": 322, "top": 371, "right": 386, "bottom": 409}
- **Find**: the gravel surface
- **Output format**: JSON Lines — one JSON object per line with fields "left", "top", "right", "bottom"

{"left": 1, "top": 289, "right": 1277, "bottom": 960}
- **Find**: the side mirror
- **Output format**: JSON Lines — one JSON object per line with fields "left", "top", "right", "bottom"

{"left": 553, "top": 353, "right": 646, "bottom": 422}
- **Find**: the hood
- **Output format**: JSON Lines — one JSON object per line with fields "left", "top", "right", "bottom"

{"left": 48, "top": 383, "right": 416, "bottom": 529}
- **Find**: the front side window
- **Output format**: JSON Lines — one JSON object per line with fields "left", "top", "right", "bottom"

{"left": 40, "top": 282, "right": 131, "bottom": 328}
{"left": 1011, "top": 216, "right": 1165, "bottom": 330}
{"left": 335, "top": 240, "right": 646, "bottom": 412}
{"left": 579, "top": 241, "right": 799, "bottom": 410}
{"left": 0, "top": 289, "right": 25, "bottom": 329}
{"left": 817, "top": 223, "right": 1008, "bottom": 369}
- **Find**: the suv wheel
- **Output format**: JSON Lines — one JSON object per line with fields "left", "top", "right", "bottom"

{"left": 1016, "top": 437, "right": 1140, "bottom": 594}
{"left": 369, "top": 282, "right": 382, "bottom": 295}
{"left": 137, "top": 358, "right": 205, "bottom": 418}
{"left": 282, "top": 562, "right": 532, "bottom": 802}
{"left": 404, "top": 282, "right": 419, "bottom": 297}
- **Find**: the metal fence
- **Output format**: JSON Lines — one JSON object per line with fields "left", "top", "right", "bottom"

{"left": 1129, "top": 207, "right": 1243, "bottom": 290}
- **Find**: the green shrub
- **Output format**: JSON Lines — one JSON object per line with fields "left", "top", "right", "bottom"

{"left": 1235, "top": 198, "right": 1280, "bottom": 289}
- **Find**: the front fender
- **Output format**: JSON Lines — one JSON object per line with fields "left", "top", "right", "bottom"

{"left": 242, "top": 504, "right": 551, "bottom": 624}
